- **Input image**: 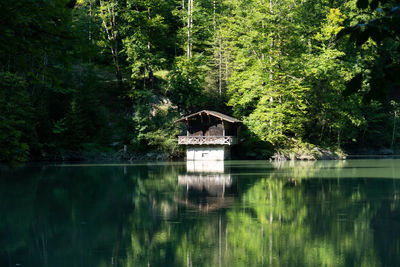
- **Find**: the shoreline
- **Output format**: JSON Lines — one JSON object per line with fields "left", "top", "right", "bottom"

{"left": 5, "top": 149, "right": 400, "bottom": 166}
{"left": 28, "top": 153, "right": 400, "bottom": 163}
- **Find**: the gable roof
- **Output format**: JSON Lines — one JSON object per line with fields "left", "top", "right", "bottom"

{"left": 175, "top": 110, "right": 241, "bottom": 123}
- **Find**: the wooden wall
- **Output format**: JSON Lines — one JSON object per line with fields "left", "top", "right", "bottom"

{"left": 186, "top": 115, "right": 237, "bottom": 136}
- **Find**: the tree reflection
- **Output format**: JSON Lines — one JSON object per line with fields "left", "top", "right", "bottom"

{"left": 224, "top": 177, "right": 381, "bottom": 266}
{"left": 2, "top": 161, "right": 400, "bottom": 266}
{"left": 0, "top": 164, "right": 183, "bottom": 267}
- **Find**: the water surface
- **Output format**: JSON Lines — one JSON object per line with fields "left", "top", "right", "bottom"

{"left": 1, "top": 159, "right": 400, "bottom": 266}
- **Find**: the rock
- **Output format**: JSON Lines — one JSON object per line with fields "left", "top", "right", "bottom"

{"left": 379, "top": 148, "right": 394, "bottom": 155}
{"left": 246, "top": 152, "right": 257, "bottom": 158}
{"left": 156, "top": 154, "right": 166, "bottom": 161}
{"left": 271, "top": 153, "right": 287, "bottom": 161}
{"left": 298, "top": 154, "right": 315, "bottom": 160}
{"left": 145, "top": 152, "right": 156, "bottom": 160}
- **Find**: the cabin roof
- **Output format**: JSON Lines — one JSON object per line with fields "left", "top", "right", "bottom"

{"left": 175, "top": 110, "right": 241, "bottom": 123}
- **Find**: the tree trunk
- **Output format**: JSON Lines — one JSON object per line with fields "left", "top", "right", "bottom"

{"left": 213, "top": 0, "right": 216, "bottom": 31}
{"left": 191, "top": 0, "right": 193, "bottom": 56}
{"left": 147, "top": 8, "right": 154, "bottom": 90}
{"left": 392, "top": 111, "right": 397, "bottom": 148}
{"left": 269, "top": 0, "right": 274, "bottom": 81}
{"left": 218, "top": 35, "right": 222, "bottom": 95}
{"left": 99, "top": 0, "right": 123, "bottom": 89}
{"left": 187, "top": 0, "right": 191, "bottom": 58}
{"left": 89, "top": 0, "right": 92, "bottom": 41}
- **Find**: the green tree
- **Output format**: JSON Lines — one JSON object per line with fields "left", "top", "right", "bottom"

{"left": 340, "top": 0, "right": 400, "bottom": 102}
{"left": 220, "top": 0, "right": 311, "bottom": 146}
{"left": 0, "top": 72, "right": 35, "bottom": 164}
{"left": 303, "top": 7, "right": 365, "bottom": 147}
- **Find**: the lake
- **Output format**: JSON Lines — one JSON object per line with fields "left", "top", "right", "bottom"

{"left": 1, "top": 159, "right": 400, "bottom": 266}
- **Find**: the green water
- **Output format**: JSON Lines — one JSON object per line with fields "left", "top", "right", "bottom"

{"left": 1, "top": 159, "right": 400, "bottom": 267}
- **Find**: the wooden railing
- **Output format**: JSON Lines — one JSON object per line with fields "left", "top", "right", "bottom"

{"left": 178, "top": 136, "right": 238, "bottom": 145}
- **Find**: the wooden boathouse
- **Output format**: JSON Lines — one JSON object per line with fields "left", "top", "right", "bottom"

{"left": 175, "top": 110, "right": 241, "bottom": 161}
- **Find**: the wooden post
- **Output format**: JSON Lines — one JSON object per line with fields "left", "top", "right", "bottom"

{"left": 186, "top": 118, "right": 189, "bottom": 136}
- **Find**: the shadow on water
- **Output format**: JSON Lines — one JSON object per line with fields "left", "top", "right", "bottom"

{"left": 1, "top": 159, "right": 400, "bottom": 266}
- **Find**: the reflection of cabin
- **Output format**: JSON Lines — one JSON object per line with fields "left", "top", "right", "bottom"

{"left": 177, "top": 173, "right": 235, "bottom": 212}
{"left": 177, "top": 161, "right": 236, "bottom": 212}
{"left": 175, "top": 110, "right": 241, "bottom": 161}
{"left": 178, "top": 174, "right": 232, "bottom": 196}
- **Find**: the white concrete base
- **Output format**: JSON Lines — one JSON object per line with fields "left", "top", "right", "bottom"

{"left": 186, "top": 146, "right": 230, "bottom": 161}
{"left": 186, "top": 160, "right": 224, "bottom": 173}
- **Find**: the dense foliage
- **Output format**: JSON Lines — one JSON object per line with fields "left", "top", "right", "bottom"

{"left": 1, "top": 0, "right": 400, "bottom": 163}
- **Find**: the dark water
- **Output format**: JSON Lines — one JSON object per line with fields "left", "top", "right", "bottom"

{"left": 1, "top": 159, "right": 400, "bottom": 267}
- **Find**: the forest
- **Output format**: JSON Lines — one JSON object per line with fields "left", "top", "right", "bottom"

{"left": 1, "top": 0, "right": 400, "bottom": 164}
